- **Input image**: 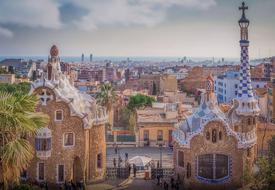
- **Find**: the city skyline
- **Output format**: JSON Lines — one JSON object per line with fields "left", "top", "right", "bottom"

{"left": 0, "top": 0, "right": 274, "bottom": 58}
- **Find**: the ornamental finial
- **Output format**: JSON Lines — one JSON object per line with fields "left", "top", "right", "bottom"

{"left": 239, "top": 2, "right": 248, "bottom": 18}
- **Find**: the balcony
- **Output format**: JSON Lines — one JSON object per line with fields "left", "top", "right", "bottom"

{"left": 36, "top": 150, "right": 51, "bottom": 160}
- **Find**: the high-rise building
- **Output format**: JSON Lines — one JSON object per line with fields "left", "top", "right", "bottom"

{"left": 81, "top": 53, "right": 84, "bottom": 63}
{"left": 90, "top": 53, "right": 93, "bottom": 62}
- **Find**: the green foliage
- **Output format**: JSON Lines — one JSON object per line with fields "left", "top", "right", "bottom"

{"left": 0, "top": 92, "right": 49, "bottom": 188}
{"left": 152, "top": 81, "right": 157, "bottom": 95}
{"left": 268, "top": 136, "right": 275, "bottom": 158}
{"left": 96, "top": 83, "right": 117, "bottom": 112}
{"left": 0, "top": 68, "right": 8, "bottom": 74}
{"left": 0, "top": 82, "right": 31, "bottom": 95}
{"left": 129, "top": 112, "right": 136, "bottom": 133}
{"left": 127, "top": 94, "right": 155, "bottom": 111}
{"left": 13, "top": 184, "right": 40, "bottom": 190}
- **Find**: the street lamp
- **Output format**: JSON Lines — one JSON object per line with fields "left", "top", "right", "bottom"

{"left": 159, "top": 143, "right": 163, "bottom": 168}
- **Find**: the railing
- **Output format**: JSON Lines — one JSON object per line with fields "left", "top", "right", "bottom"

{"left": 36, "top": 150, "right": 51, "bottom": 159}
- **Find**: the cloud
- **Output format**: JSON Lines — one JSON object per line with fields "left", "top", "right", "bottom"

{"left": 0, "top": 0, "right": 216, "bottom": 35}
{"left": 0, "top": 26, "right": 13, "bottom": 38}
{"left": 66, "top": 0, "right": 217, "bottom": 30}
{"left": 0, "top": 0, "right": 61, "bottom": 29}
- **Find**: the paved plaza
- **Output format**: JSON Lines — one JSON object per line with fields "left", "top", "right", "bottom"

{"left": 106, "top": 147, "right": 173, "bottom": 168}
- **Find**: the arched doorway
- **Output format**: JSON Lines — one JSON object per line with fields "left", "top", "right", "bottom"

{"left": 73, "top": 156, "right": 83, "bottom": 182}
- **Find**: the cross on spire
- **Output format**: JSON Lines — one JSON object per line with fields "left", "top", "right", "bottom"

{"left": 239, "top": 2, "right": 248, "bottom": 17}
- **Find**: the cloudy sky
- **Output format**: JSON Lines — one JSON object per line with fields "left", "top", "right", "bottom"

{"left": 0, "top": 0, "right": 274, "bottom": 58}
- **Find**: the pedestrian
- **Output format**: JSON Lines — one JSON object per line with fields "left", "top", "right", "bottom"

{"left": 115, "top": 145, "right": 118, "bottom": 154}
{"left": 113, "top": 158, "right": 116, "bottom": 168}
{"left": 157, "top": 175, "right": 160, "bottom": 185}
{"left": 175, "top": 181, "right": 179, "bottom": 190}
{"left": 164, "top": 181, "right": 169, "bottom": 190}
{"left": 125, "top": 152, "right": 128, "bottom": 160}
{"left": 128, "top": 164, "right": 131, "bottom": 174}
{"left": 133, "top": 164, "right": 137, "bottom": 177}
{"left": 170, "top": 177, "right": 175, "bottom": 189}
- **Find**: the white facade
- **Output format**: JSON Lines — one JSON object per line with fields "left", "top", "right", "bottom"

{"left": 214, "top": 71, "right": 239, "bottom": 103}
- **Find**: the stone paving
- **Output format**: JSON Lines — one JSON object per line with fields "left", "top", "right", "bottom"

{"left": 106, "top": 147, "right": 173, "bottom": 168}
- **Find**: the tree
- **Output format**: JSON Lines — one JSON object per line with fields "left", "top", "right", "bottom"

{"left": 127, "top": 94, "right": 155, "bottom": 111}
{"left": 0, "top": 82, "right": 31, "bottom": 95}
{"left": 152, "top": 81, "right": 157, "bottom": 95}
{"left": 0, "top": 92, "right": 49, "bottom": 189}
{"left": 95, "top": 83, "right": 117, "bottom": 112}
{"left": 129, "top": 113, "right": 137, "bottom": 133}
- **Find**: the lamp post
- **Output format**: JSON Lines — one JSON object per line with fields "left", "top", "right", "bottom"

{"left": 159, "top": 143, "right": 163, "bottom": 168}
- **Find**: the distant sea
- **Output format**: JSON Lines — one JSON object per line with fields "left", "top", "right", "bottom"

{"left": 0, "top": 56, "right": 240, "bottom": 63}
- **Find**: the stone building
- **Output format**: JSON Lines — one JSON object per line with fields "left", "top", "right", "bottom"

{"left": 173, "top": 3, "right": 260, "bottom": 189}
{"left": 26, "top": 45, "right": 108, "bottom": 185}
{"left": 137, "top": 102, "right": 178, "bottom": 147}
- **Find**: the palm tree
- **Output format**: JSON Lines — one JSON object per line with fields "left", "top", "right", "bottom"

{"left": 96, "top": 83, "right": 117, "bottom": 112}
{"left": 0, "top": 92, "right": 49, "bottom": 189}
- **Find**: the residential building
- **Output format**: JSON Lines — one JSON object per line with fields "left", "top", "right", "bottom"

{"left": 136, "top": 102, "right": 178, "bottom": 147}
{"left": 0, "top": 73, "right": 15, "bottom": 84}
{"left": 26, "top": 45, "right": 108, "bottom": 185}
{"left": 214, "top": 71, "right": 239, "bottom": 103}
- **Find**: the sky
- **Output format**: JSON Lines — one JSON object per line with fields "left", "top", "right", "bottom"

{"left": 0, "top": 0, "right": 274, "bottom": 59}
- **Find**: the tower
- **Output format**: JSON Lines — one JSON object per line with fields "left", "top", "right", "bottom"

{"left": 47, "top": 45, "right": 61, "bottom": 81}
{"left": 235, "top": 2, "right": 260, "bottom": 119}
{"left": 90, "top": 53, "right": 93, "bottom": 63}
{"left": 81, "top": 53, "right": 84, "bottom": 63}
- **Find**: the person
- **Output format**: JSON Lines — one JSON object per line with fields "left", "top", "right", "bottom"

{"left": 175, "top": 181, "right": 179, "bottom": 190}
{"left": 115, "top": 145, "right": 118, "bottom": 154}
{"left": 157, "top": 175, "right": 160, "bottom": 185}
{"left": 164, "top": 181, "right": 169, "bottom": 190}
{"left": 170, "top": 177, "right": 175, "bottom": 189}
{"left": 113, "top": 158, "right": 117, "bottom": 168}
{"left": 128, "top": 164, "right": 131, "bottom": 174}
{"left": 125, "top": 152, "right": 128, "bottom": 160}
{"left": 133, "top": 164, "right": 137, "bottom": 177}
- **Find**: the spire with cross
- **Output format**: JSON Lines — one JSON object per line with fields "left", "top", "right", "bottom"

{"left": 236, "top": 2, "right": 260, "bottom": 116}
{"left": 239, "top": 2, "right": 248, "bottom": 19}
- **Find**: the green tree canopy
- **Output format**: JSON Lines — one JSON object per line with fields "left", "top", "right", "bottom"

{"left": 0, "top": 82, "right": 31, "bottom": 95}
{"left": 127, "top": 93, "right": 155, "bottom": 111}
{"left": 96, "top": 83, "right": 117, "bottom": 112}
{"left": 0, "top": 92, "right": 49, "bottom": 188}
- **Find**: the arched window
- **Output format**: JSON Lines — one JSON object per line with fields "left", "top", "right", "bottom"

{"left": 206, "top": 131, "right": 210, "bottom": 140}
{"left": 187, "top": 163, "right": 191, "bottom": 178}
{"left": 197, "top": 154, "right": 229, "bottom": 182}
{"left": 212, "top": 129, "right": 217, "bottom": 143}
{"left": 219, "top": 131, "right": 222, "bottom": 140}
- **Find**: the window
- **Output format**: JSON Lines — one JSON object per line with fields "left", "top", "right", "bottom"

{"left": 212, "top": 129, "right": 217, "bottom": 143}
{"left": 38, "top": 162, "right": 45, "bottom": 181}
{"left": 178, "top": 151, "right": 184, "bottom": 167}
{"left": 21, "top": 170, "right": 27, "bottom": 180}
{"left": 144, "top": 130, "right": 149, "bottom": 141}
{"left": 197, "top": 154, "right": 229, "bottom": 181}
{"left": 97, "top": 153, "right": 102, "bottom": 169}
{"left": 253, "top": 118, "right": 256, "bottom": 125}
{"left": 206, "top": 131, "right": 210, "bottom": 140}
{"left": 35, "top": 138, "right": 51, "bottom": 151}
{"left": 64, "top": 133, "right": 74, "bottom": 147}
{"left": 219, "top": 131, "right": 222, "bottom": 140}
{"left": 248, "top": 118, "right": 251, "bottom": 125}
{"left": 57, "top": 165, "right": 65, "bottom": 182}
{"left": 157, "top": 130, "right": 163, "bottom": 141}
{"left": 187, "top": 163, "right": 191, "bottom": 178}
{"left": 55, "top": 110, "right": 63, "bottom": 121}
